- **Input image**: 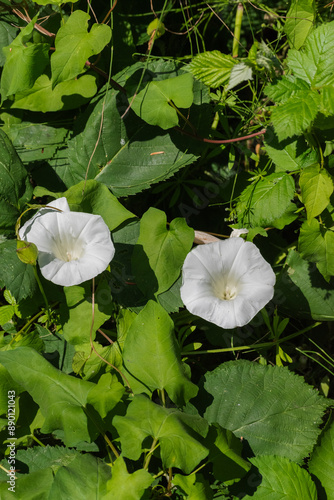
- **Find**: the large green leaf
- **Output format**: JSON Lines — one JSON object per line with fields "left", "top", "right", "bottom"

{"left": 132, "top": 207, "right": 193, "bottom": 296}
{"left": 102, "top": 456, "right": 153, "bottom": 500}
{"left": 61, "top": 278, "right": 112, "bottom": 346}
{"left": 300, "top": 166, "right": 333, "bottom": 220}
{"left": 131, "top": 73, "right": 194, "bottom": 129}
{"left": 64, "top": 180, "right": 135, "bottom": 231}
{"left": 113, "top": 394, "right": 209, "bottom": 474}
{"left": 265, "top": 75, "right": 310, "bottom": 103}
{"left": 309, "top": 419, "right": 334, "bottom": 500}
{"left": 173, "top": 473, "right": 214, "bottom": 500}
{"left": 51, "top": 10, "right": 111, "bottom": 86}
{"left": 284, "top": 0, "right": 315, "bottom": 50}
{"left": 0, "top": 240, "right": 36, "bottom": 301}
{"left": 0, "top": 347, "right": 96, "bottom": 446}
{"left": 12, "top": 73, "right": 98, "bottom": 112}
{"left": 0, "top": 129, "right": 33, "bottom": 234}
{"left": 287, "top": 21, "right": 334, "bottom": 87}
{"left": 299, "top": 218, "right": 334, "bottom": 280}
{"left": 87, "top": 373, "right": 125, "bottom": 419}
{"left": 0, "top": 447, "right": 111, "bottom": 500}
{"left": 246, "top": 455, "right": 317, "bottom": 499}
{"left": 0, "top": 21, "right": 17, "bottom": 66}
{"left": 204, "top": 360, "right": 327, "bottom": 462}
{"left": 236, "top": 172, "right": 295, "bottom": 228}
{"left": 276, "top": 249, "right": 334, "bottom": 320}
{"left": 122, "top": 301, "right": 198, "bottom": 406}
{"left": 1, "top": 16, "right": 50, "bottom": 99}
{"left": 188, "top": 50, "right": 237, "bottom": 88}
{"left": 49, "top": 61, "right": 211, "bottom": 196}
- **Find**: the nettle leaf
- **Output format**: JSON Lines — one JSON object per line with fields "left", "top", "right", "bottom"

{"left": 132, "top": 207, "right": 194, "bottom": 296}
{"left": 64, "top": 180, "right": 135, "bottom": 231}
{"left": 12, "top": 73, "right": 98, "bottom": 112}
{"left": 287, "top": 21, "right": 334, "bottom": 87}
{"left": 1, "top": 16, "right": 50, "bottom": 99}
{"left": 299, "top": 218, "right": 334, "bottom": 280}
{"left": 0, "top": 240, "right": 36, "bottom": 301}
{"left": 0, "top": 347, "right": 96, "bottom": 446}
{"left": 300, "top": 166, "right": 333, "bottom": 219}
{"left": 264, "top": 128, "right": 318, "bottom": 172}
{"left": 320, "top": 85, "right": 334, "bottom": 116}
{"left": 0, "top": 129, "right": 33, "bottom": 234}
{"left": 113, "top": 394, "right": 209, "bottom": 474}
{"left": 51, "top": 10, "right": 111, "bottom": 86}
{"left": 247, "top": 456, "right": 317, "bottom": 500}
{"left": 265, "top": 75, "right": 310, "bottom": 104}
{"left": 284, "top": 0, "right": 315, "bottom": 50}
{"left": 101, "top": 456, "right": 153, "bottom": 500}
{"left": 122, "top": 301, "right": 198, "bottom": 406}
{"left": 270, "top": 90, "right": 320, "bottom": 141}
{"left": 276, "top": 249, "right": 334, "bottom": 320}
{"left": 203, "top": 360, "right": 327, "bottom": 462}
{"left": 131, "top": 73, "right": 194, "bottom": 129}
{"left": 188, "top": 50, "right": 236, "bottom": 88}
{"left": 173, "top": 473, "right": 213, "bottom": 500}
{"left": 236, "top": 172, "right": 296, "bottom": 228}
{"left": 61, "top": 278, "right": 112, "bottom": 346}
{"left": 309, "top": 419, "right": 334, "bottom": 500}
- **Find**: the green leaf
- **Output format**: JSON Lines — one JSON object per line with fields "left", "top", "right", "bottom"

{"left": 131, "top": 73, "right": 194, "bottom": 129}
{"left": 204, "top": 360, "right": 327, "bottom": 462}
{"left": 0, "top": 240, "right": 36, "bottom": 301}
{"left": 122, "top": 301, "right": 198, "bottom": 406}
{"left": 0, "top": 129, "right": 33, "bottom": 234}
{"left": 309, "top": 419, "right": 334, "bottom": 500}
{"left": 34, "top": 0, "right": 78, "bottom": 4}
{"left": 206, "top": 424, "right": 251, "bottom": 483}
{"left": 236, "top": 172, "right": 295, "bottom": 228}
{"left": 51, "top": 10, "right": 111, "bottom": 86}
{"left": 87, "top": 373, "right": 125, "bottom": 419}
{"left": 227, "top": 62, "right": 253, "bottom": 90}
{"left": 264, "top": 129, "right": 318, "bottom": 172}
{"left": 113, "top": 394, "right": 209, "bottom": 474}
{"left": 132, "top": 207, "right": 193, "bottom": 296}
{"left": 173, "top": 473, "right": 214, "bottom": 500}
{"left": 61, "top": 278, "right": 112, "bottom": 346}
{"left": 247, "top": 455, "right": 317, "bottom": 499}
{"left": 102, "top": 456, "right": 153, "bottom": 500}
{"left": 1, "top": 16, "right": 50, "bottom": 99}
{"left": 299, "top": 218, "right": 334, "bottom": 280}
{"left": 0, "top": 347, "right": 95, "bottom": 446}
{"left": 265, "top": 75, "right": 310, "bottom": 104}
{"left": 319, "top": 85, "right": 334, "bottom": 116}
{"left": 270, "top": 90, "right": 320, "bottom": 140}
{"left": 64, "top": 180, "right": 135, "bottom": 231}
{"left": 276, "top": 249, "right": 334, "bottom": 320}
{"left": 300, "top": 166, "right": 334, "bottom": 219}
{"left": 0, "top": 447, "right": 112, "bottom": 499}
{"left": 189, "top": 51, "right": 236, "bottom": 88}
{"left": 284, "top": 0, "right": 315, "bottom": 50}
{"left": 0, "top": 21, "right": 17, "bottom": 66}
{"left": 12, "top": 73, "right": 98, "bottom": 112}
{"left": 287, "top": 21, "right": 334, "bottom": 87}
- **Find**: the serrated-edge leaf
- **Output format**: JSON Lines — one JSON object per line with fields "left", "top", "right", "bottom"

{"left": 189, "top": 50, "right": 236, "bottom": 88}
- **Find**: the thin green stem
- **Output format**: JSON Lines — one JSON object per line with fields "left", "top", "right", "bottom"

{"left": 32, "top": 265, "right": 51, "bottom": 326}
{"left": 31, "top": 434, "right": 45, "bottom": 447}
{"left": 232, "top": 3, "right": 243, "bottom": 57}
{"left": 182, "top": 322, "right": 322, "bottom": 356}
{"left": 143, "top": 437, "right": 159, "bottom": 470}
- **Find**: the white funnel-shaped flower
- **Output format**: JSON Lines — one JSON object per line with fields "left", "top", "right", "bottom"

{"left": 19, "top": 197, "right": 115, "bottom": 287}
{"left": 180, "top": 238, "right": 275, "bottom": 329}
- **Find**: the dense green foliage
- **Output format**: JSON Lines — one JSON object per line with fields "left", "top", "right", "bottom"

{"left": 0, "top": 0, "right": 334, "bottom": 498}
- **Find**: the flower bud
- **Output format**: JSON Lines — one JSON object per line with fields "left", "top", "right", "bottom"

{"left": 16, "top": 240, "right": 38, "bottom": 265}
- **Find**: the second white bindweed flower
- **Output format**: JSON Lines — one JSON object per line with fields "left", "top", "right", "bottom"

{"left": 180, "top": 236, "right": 275, "bottom": 329}
{"left": 19, "top": 197, "right": 115, "bottom": 287}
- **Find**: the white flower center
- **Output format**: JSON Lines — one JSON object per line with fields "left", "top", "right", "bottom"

{"left": 52, "top": 238, "right": 85, "bottom": 262}
{"left": 213, "top": 275, "right": 238, "bottom": 301}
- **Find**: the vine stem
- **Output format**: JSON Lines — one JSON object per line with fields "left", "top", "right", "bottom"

{"left": 232, "top": 3, "right": 244, "bottom": 57}
{"left": 181, "top": 322, "right": 322, "bottom": 356}
{"left": 174, "top": 126, "right": 267, "bottom": 144}
{"left": 32, "top": 265, "right": 51, "bottom": 326}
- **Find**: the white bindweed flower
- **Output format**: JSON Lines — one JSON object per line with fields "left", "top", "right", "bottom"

{"left": 19, "top": 197, "right": 115, "bottom": 286}
{"left": 230, "top": 228, "right": 249, "bottom": 238}
{"left": 180, "top": 238, "right": 276, "bottom": 329}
